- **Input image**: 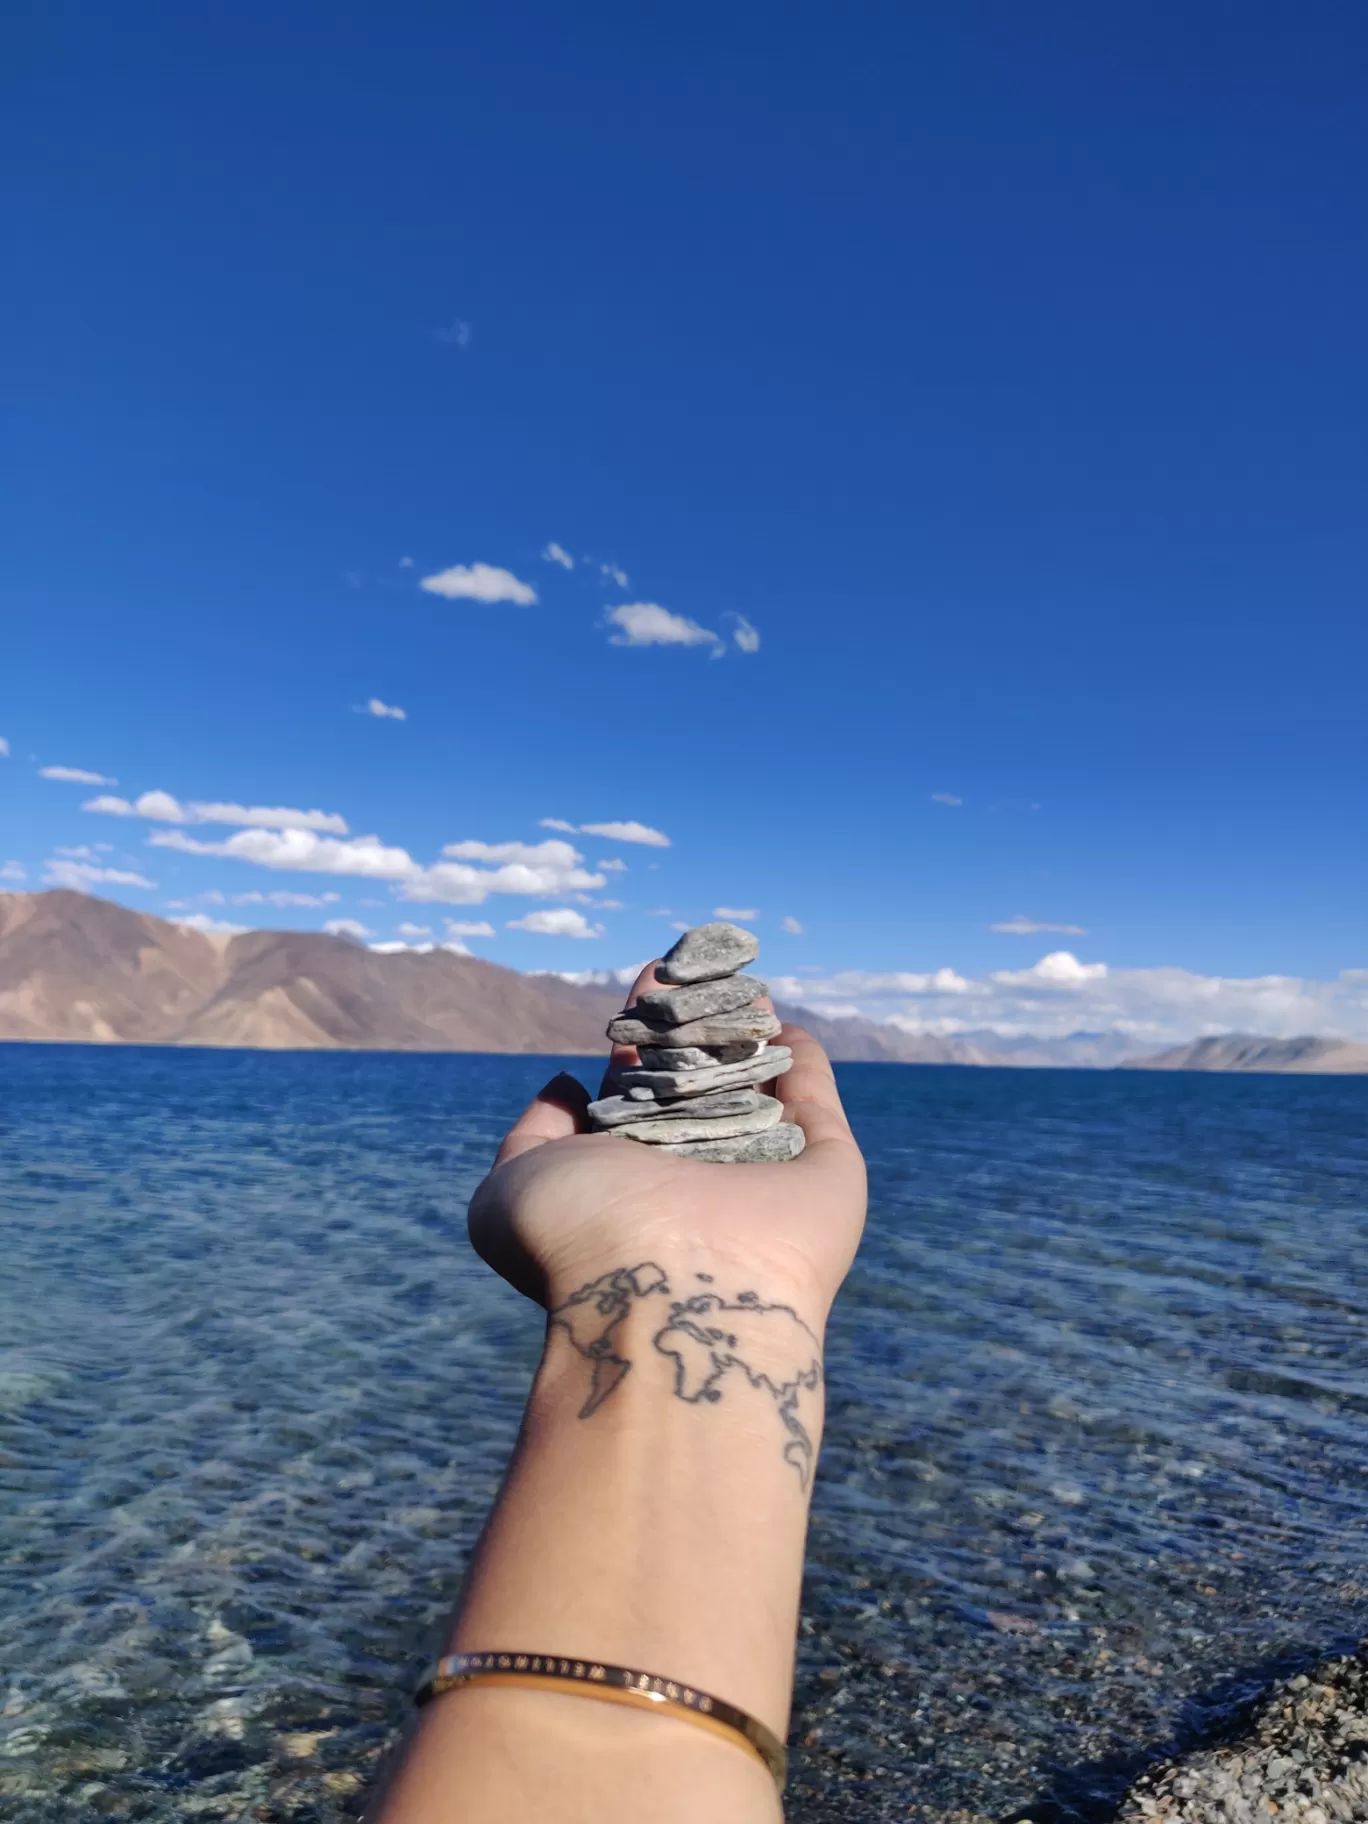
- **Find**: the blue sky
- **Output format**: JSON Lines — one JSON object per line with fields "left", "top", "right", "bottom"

{"left": 4, "top": 2, "right": 1366, "bottom": 1042}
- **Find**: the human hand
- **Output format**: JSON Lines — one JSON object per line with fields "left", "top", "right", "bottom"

{"left": 468, "top": 963, "right": 867, "bottom": 1319}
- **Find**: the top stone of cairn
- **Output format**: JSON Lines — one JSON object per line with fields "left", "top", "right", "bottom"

{"left": 656, "top": 921, "right": 760, "bottom": 985}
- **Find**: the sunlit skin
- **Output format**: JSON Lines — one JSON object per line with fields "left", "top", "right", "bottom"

{"left": 367, "top": 966, "right": 866, "bottom": 1824}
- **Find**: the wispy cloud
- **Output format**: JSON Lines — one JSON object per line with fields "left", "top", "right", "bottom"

{"left": 713, "top": 906, "right": 758, "bottom": 921}
{"left": 540, "top": 817, "right": 669, "bottom": 848}
{"left": 420, "top": 563, "right": 537, "bottom": 605}
{"left": 766, "top": 951, "right": 1368, "bottom": 1046}
{"left": 543, "top": 542, "right": 575, "bottom": 571}
{"left": 600, "top": 562, "right": 629, "bottom": 588}
{"left": 434, "top": 319, "right": 472, "bottom": 349}
{"left": 43, "top": 859, "right": 155, "bottom": 891}
{"left": 731, "top": 615, "right": 761, "bottom": 654}
{"left": 1, "top": 861, "right": 25, "bottom": 881}
{"left": 323, "top": 918, "right": 374, "bottom": 940}
{"left": 780, "top": 915, "right": 803, "bottom": 934}
{"left": 992, "top": 916, "right": 1089, "bottom": 936}
{"left": 143, "top": 823, "right": 610, "bottom": 908}
{"left": 151, "top": 828, "right": 413, "bottom": 878}
{"left": 360, "top": 698, "right": 407, "bottom": 721}
{"left": 398, "top": 556, "right": 415, "bottom": 569}
{"left": 606, "top": 603, "right": 719, "bottom": 649}
{"left": 172, "top": 912, "right": 249, "bottom": 936}
{"left": 85, "top": 792, "right": 349, "bottom": 834}
{"left": 0, "top": 738, "right": 9, "bottom": 758}
{"left": 579, "top": 820, "right": 669, "bottom": 848}
{"left": 598, "top": 858, "right": 627, "bottom": 873}
{"left": 232, "top": 890, "right": 340, "bottom": 907}
{"left": 445, "top": 919, "right": 495, "bottom": 937}
{"left": 41, "top": 765, "right": 117, "bottom": 785}
{"left": 507, "top": 907, "right": 604, "bottom": 939}
{"left": 930, "top": 792, "right": 963, "bottom": 807}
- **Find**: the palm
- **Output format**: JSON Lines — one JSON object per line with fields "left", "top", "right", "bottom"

{"left": 469, "top": 999, "right": 866, "bottom": 1314}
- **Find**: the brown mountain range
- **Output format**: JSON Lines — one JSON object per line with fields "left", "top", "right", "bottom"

{"left": 3, "top": 892, "right": 1365, "bottom": 1071}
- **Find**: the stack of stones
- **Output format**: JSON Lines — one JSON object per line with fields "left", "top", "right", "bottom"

{"left": 587, "top": 921, "right": 805, "bottom": 1163}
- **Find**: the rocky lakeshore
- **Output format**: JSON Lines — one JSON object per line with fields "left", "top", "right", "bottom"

{"left": 1112, "top": 1644, "right": 1368, "bottom": 1824}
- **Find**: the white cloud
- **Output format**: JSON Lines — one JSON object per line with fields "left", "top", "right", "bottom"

{"left": 362, "top": 698, "right": 407, "bottom": 721}
{"left": 232, "top": 890, "right": 340, "bottom": 907}
{"left": 172, "top": 912, "right": 249, "bottom": 936}
{"left": 0, "top": 737, "right": 8, "bottom": 757}
{"left": 594, "top": 897, "right": 624, "bottom": 909}
{"left": 43, "top": 859, "right": 155, "bottom": 891}
{"left": 324, "top": 918, "right": 374, "bottom": 940}
{"left": 1, "top": 861, "right": 25, "bottom": 881}
{"left": 396, "top": 922, "right": 432, "bottom": 939}
{"left": 769, "top": 951, "right": 1368, "bottom": 1046}
{"left": 506, "top": 907, "right": 604, "bottom": 939}
{"left": 398, "top": 556, "right": 414, "bottom": 569}
{"left": 41, "top": 765, "right": 117, "bottom": 785}
{"left": 538, "top": 817, "right": 668, "bottom": 848}
{"left": 151, "top": 828, "right": 412, "bottom": 877}
{"left": 992, "top": 951, "right": 1108, "bottom": 988}
{"left": 580, "top": 820, "right": 670, "bottom": 847}
{"left": 598, "top": 858, "right": 627, "bottom": 873}
{"left": 85, "top": 791, "right": 348, "bottom": 833}
{"left": 713, "top": 906, "right": 758, "bottom": 921}
{"left": 992, "top": 916, "right": 1089, "bottom": 936}
{"left": 930, "top": 792, "right": 963, "bottom": 807}
{"left": 606, "top": 603, "right": 719, "bottom": 648}
{"left": 543, "top": 542, "right": 575, "bottom": 570}
{"left": 445, "top": 919, "right": 495, "bottom": 937}
{"left": 420, "top": 562, "right": 537, "bottom": 605}
{"left": 542, "top": 964, "right": 643, "bottom": 988}
{"left": 731, "top": 616, "right": 761, "bottom": 654}
{"left": 54, "top": 844, "right": 112, "bottom": 860}
{"left": 780, "top": 916, "right": 803, "bottom": 935}
{"left": 435, "top": 319, "right": 472, "bottom": 348}
{"left": 600, "top": 562, "right": 629, "bottom": 588}
{"left": 369, "top": 939, "right": 433, "bottom": 954}
{"left": 143, "top": 822, "right": 609, "bottom": 907}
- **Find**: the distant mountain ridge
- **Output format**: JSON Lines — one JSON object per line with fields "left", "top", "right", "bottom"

{"left": 2, "top": 892, "right": 1365, "bottom": 1071}
{"left": 1118, "top": 1032, "right": 1368, "bottom": 1074}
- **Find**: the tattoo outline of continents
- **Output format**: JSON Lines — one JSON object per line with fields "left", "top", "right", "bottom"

{"left": 548, "top": 1263, "right": 669, "bottom": 1416}
{"left": 652, "top": 1291, "right": 824, "bottom": 1489}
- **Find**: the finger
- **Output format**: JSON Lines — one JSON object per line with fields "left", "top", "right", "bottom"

{"left": 601, "top": 958, "right": 666, "bottom": 1091}
{"left": 775, "top": 1022, "right": 862, "bottom": 1155}
{"left": 495, "top": 1072, "right": 590, "bottom": 1166}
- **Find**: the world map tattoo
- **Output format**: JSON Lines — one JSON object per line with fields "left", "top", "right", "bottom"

{"left": 548, "top": 1264, "right": 824, "bottom": 1487}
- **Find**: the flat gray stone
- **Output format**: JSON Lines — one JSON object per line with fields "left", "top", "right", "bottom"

{"left": 607, "top": 1045, "right": 792, "bottom": 1099}
{"left": 587, "top": 1088, "right": 765, "bottom": 1129}
{"left": 657, "top": 921, "right": 759, "bottom": 985}
{"left": 636, "top": 1042, "right": 763, "bottom": 1069}
{"left": 656, "top": 1123, "right": 806, "bottom": 1163}
{"left": 635, "top": 973, "right": 767, "bottom": 1025}
{"left": 608, "top": 1102, "right": 783, "bottom": 1145}
{"left": 607, "top": 1005, "right": 782, "bottom": 1049}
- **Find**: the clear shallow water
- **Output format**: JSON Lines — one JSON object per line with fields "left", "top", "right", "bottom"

{"left": 1, "top": 1047, "right": 1365, "bottom": 1823}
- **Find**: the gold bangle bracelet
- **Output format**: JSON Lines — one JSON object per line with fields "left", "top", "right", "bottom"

{"left": 414, "top": 1650, "right": 787, "bottom": 1791}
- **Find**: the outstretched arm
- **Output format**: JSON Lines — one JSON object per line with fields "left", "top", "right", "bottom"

{"left": 368, "top": 975, "right": 866, "bottom": 1824}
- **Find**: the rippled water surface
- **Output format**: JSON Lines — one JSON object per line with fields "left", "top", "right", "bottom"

{"left": 2, "top": 1046, "right": 1366, "bottom": 1822}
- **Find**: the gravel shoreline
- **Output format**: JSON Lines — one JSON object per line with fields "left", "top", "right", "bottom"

{"left": 1110, "top": 1641, "right": 1368, "bottom": 1824}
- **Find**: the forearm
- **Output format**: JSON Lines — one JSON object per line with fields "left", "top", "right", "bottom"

{"left": 371, "top": 1245, "right": 827, "bottom": 1823}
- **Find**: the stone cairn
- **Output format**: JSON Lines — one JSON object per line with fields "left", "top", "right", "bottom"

{"left": 586, "top": 921, "right": 805, "bottom": 1163}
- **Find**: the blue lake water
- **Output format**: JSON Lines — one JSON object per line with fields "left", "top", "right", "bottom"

{"left": 1, "top": 1045, "right": 1366, "bottom": 1822}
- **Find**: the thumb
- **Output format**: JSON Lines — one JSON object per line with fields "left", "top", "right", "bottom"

{"left": 495, "top": 1071, "right": 591, "bottom": 1166}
